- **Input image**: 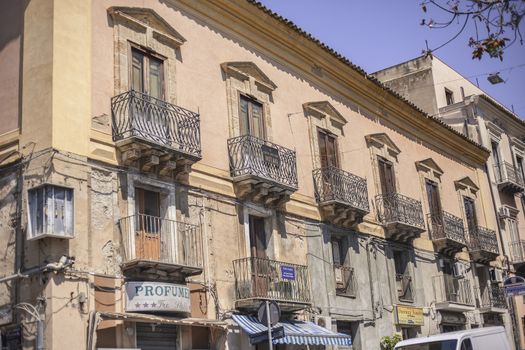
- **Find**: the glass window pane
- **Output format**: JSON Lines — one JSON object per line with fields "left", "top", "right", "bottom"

{"left": 131, "top": 50, "right": 144, "bottom": 92}
{"left": 149, "top": 58, "right": 163, "bottom": 99}
{"left": 239, "top": 96, "right": 249, "bottom": 135}
{"left": 251, "top": 102, "right": 263, "bottom": 138}
{"left": 53, "top": 187, "right": 66, "bottom": 235}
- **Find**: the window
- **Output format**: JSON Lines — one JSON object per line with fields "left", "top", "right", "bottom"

{"left": 332, "top": 237, "right": 354, "bottom": 296}
{"left": 131, "top": 47, "right": 164, "bottom": 100}
{"left": 318, "top": 128, "right": 338, "bottom": 168}
{"left": 517, "top": 155, "right": 525, "bottom": 181}
{"left": 460, "top": 338, "right": 473, "bottom": 350}
{"left": 393, "top": 250, "right": 413, "bottom": 302}
{"left": 28, "top": 185, "right": 74, "bottom": 239}
{"left": 445, "top": 88, "right": 454, "bottom": 105}
{"left": 460, "top": 87, "right": 465, "bottom": 101}
{"left": 378, "top": 157, "right": 396, "bottom": 194}
{"left": 239, "top": 95, "right": 265, "bottom": 139}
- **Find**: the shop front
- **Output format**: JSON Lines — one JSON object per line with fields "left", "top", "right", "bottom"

{"left": 90, "top": 281, "right": 226, "bottom": 349}
{"left": 395, "top": 305, "right": 424, "bottom": 339}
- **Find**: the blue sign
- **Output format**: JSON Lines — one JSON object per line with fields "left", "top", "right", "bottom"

{"left": 505, "top": 283, "right": 525, "bottom": 297}
{"left": 280, "top": 266, "right": 296, "bottom": 280}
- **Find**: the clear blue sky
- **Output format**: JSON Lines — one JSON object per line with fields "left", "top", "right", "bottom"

{"left": 259, "top": 0, "right": 525, "bottom": 118}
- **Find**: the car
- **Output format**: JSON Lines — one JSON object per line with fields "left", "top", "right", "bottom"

{"left": 393, "top": 326, "right": 510, "bottom": 350}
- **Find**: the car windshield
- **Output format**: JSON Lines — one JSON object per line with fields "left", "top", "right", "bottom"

{"left": 396, "top": 340, "right": 458, "bottom": 350}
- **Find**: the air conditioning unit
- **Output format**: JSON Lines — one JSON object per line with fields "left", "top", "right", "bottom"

{"left": 489, "top": 268, "right": 503, "bottom": 283}
{"left": 334, "top": 266, "right": 344, "bottom": 284}
{"left": 498, "top": 206, "right": 512, "bottom": 219}
{"left": 314, "top": 315, "right": 332, "bottom": 329}
{"left": 452, "top": 262, "right": 466, "bottom": 278}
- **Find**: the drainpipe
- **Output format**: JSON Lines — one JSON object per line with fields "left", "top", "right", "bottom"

{"left": 0, "top": 255, "right": 75, "bottom": 283}
{"left": 365, "top": 237, "right": 376, "bottom": 320}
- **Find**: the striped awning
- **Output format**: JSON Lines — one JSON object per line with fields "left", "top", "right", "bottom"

{"left": 231, "top": 314, "right": 351, "bottom": 346}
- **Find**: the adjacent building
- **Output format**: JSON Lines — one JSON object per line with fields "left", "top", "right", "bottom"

{"left": 0, "top": 1, "right": 516, "bottom": 349}
{"left": 374, "top": 55, "right": 525, "bottom": 349}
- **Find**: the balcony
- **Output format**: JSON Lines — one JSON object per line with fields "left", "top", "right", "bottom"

{"left": 118, "top": 214, "right": 203, "bottom": 281}
{"left": 375, "top": 193, "right": 425, "bottom": 242}
{"left": 313, "top": 166, "right": 369, "bottom": 227}
{"left": 228, "top": 135, "right": 298, "bottom": 206}
{"left": 334, "top": 265, "right": 356, "bottom": 297}
{"left": 427, "top": 212, "right": 467, "bottom": 256}
{"left": 396, "top": 273, "right": 414, "bottom": 303}
{"left": 111, "top": 90, "right": 201, "bottom": 181}
{"left": 477, "top": 285, "right": 507, "bottom": 313}
{"left": 468, "top": 226, "right": 499, "bottom": 263}
{"left": 433, "top": 275, "right": 475, "bottom": 312}
{"left": 494, "top": 162, "right": 525, "bottom": 193}
{"left": 232, "top": 257, "right": 310, "bottom": 312}
{"left": 510, "top": 240, "right": 525, "bottom": 265}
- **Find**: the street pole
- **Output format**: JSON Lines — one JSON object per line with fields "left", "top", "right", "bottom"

{"left": 266, "top": 300, "right": 273, "bottom": 350}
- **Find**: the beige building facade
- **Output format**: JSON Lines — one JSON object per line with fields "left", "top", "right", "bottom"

{"left": 0, "top": 1, "right": 514, "bottom": 349}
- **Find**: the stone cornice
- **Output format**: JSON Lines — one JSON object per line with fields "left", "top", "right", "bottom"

{"left": 172, "top": 0, "right": 489, "bottom": 166}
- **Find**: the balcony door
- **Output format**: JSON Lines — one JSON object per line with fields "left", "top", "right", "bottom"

{"left": 318, "top": 129, "right": 338, "bottom": 169}
{"left": 491, "top": 141, "right": 502, "bottom": 180}
{"left": 378, "top": 157, "right": 396, "bottom": 194}
{"left": 240, "top": 95, "right": 265, "bottom": 139}
{"left": 135, "top": 188, "right": 161, "bottom": 261}
{"left": 426, "top": 180, "right": 443, "bottom": 236}
{"left": 131, "top": 47, "right": 169, "bottom": 143}
{"left": 249, "top": 216, "right": 268, "bottom": 297}
{"left": 318, "top": 129, "right": 339, "bottom": 198}
{"left": 463, "top": 197, "right": 478, "bottom": 235}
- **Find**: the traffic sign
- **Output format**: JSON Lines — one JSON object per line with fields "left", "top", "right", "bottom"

{"left": 257, "top": 301, "right": 281, "bottom": 327}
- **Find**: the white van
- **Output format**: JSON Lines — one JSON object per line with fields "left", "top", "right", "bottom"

{"left": 393, "top": 327, "right": 510, "bottom": 350}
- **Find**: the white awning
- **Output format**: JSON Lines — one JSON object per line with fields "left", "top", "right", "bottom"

{"left": 99, "top": 311, "right": 227, "bottom": 329}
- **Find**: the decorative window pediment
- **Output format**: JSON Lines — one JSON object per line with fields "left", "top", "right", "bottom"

{"left": 221, "top": 62, "right": 277, "bottom": 92}
{"left": 511, "top": 136, "right": 525, "bottom": 154}
{"left": 485, "top": 120, "right": 503, "bottom": 142}
{"left": 454, "top": 176, "right": 479, "bottom": 194}
{"left": 415, "top": 158, "right": 443, "bottom": 178}
{"left": 365, "top": 133, "right": 401, "bottom": 157}
{"left": 303, "top": 101, "right": 347, "bottom": 127}
{"left": 108, "top": 7, "right": 186, "bottom": 47}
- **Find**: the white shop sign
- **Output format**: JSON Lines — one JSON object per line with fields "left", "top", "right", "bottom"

{"left": 125, "top": 282, "right": 190, "bottom": 313}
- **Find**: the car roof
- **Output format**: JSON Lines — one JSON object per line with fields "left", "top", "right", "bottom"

{"left": 395, "top": 327, "right": 506, "bottom": 347}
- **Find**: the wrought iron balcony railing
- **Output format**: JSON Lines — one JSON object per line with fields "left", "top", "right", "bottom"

{"left": 118, "top": 214, "right": 203, "bottom": 270}
{"left": 427, "top": 211, "right": 466, "bottom": 245}
{"left": 510, "top": 240, "right": 525, "bottom": 264}
{"left": 477, "top": 285, "right": 507, "bottom": 310}
{"left": 232, "top": 257, "right": 310, "bottom": 305}
{"left": 396, "top": 273, "right": 414, "bottom": 302}
{"left": 433, "top": 275, "right": 474, "bottom": 306}
{"left": 375, "top": 193, "right": 425, "bottom": 230}
{"left": 468, "top": 226, "right": 499, "bottom": 255}
{"left": 111, "top": 90, "right": 201, "bottom": 159}
{"left": 228, "top": 135, "right": 298, "bottom": 190}
{"left": 494, "top": 161, "right": 525, "bottom": 188}
{"left": 313, "top": 166, "right": 369, "bottom": 212}
{"left": 334, "top": 265, "right": 356, "bottom": 297}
